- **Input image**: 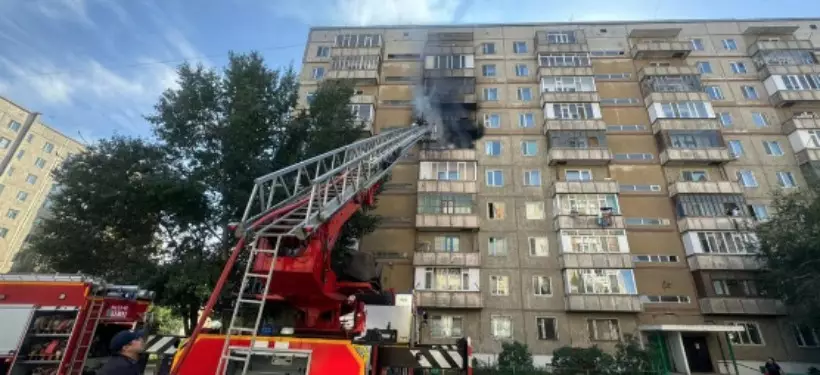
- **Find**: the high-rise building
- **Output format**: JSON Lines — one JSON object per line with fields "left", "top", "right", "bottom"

{"left": 299, "top": 19, "right": 820, "bottom": 372}
{"left": 0, "top": 96, "right": 85, "bottom": 272}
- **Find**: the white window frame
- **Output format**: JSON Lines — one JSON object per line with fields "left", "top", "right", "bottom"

{"left": 728, "top": 140, "right": 744, "bottom": 157}
{"left": 424, "top": 268, "right": 470, "bottom": 291}
{"left": 722, "top": 39, "right": 738, "bottom": 51}
{"left": 487, "top": 202, "right": 505, "bottom": 220}
{"left": 727, "top": 321, "right": 765, "bottom": 346}
{"left": 430, "top": 315, "right": 464, "bottom": 338}
{"left": 696, "top": 61, "right": 712, "bottom": 74}
{"left": 690, "top": 39, "right": 705, "bottom": 51}
{"left": 482, "top": 42, "right": 496, "bottom": 54}
{"left": 742, "top": 85, "right": 759, "bottom": 100}
{"left": 433, "top": 236, "right": 460, "bottom": 252}
{"left": 43, "top": 142, "right": 54, "bottom": 153}
{"left": 482, "top": 64, "right": 496, "bottom": 77}
{"left": 486, "top": 169, "right": 504, "bottom": 187}
{"left": 588, "top": 319, "right": 620, "bottom": 341}
{"left": 484, "top": 113, "right": 501, "bottom": 128}
{"left": 518, "top": 113, "right": 535, "bottom": 128}
{"left": 718, "top": 112, "right": 733, "bottom": 127}
{"left": 488, "top": 237, "right": 507, "bottom": 256}
{"left": 776, "top": 171, "right": 797, "bottom": 188}
{"left": 7, "top": 209, "right": 19, "bottom": 219}
{"left": 793, "top": 324, "right": 820, "bottom": 348}
{"left": 730, "top": 62, "right": 747, "bottom": 74}
{"left": 517, "top": 87, "right": 533, "bottom": 101}
{"left": 536, "top": 317, "right": 558, "bottom": 340}
{"left": 311, "top": 67, "right": 325, "bottom": 79}
{"left": 484, "top": 87, "right": 499, "bottom": 101}
{"left": 25, "top": 174, "right": 37, "bottom": 185}
{"left": 316, "top": 46, "right": 330, "bottom": 57}
{"left": 521, "top": 140, "right": 538, "bottom": 156}
{"left": 16, "top": 191, "right": 28, "bottom": 202}
{"left": 490, "top": 275, "right": 510, "bottom": 296}
{"left": 525, "top": 202, "right": 545, "bottom": 220}
{"left": 751, "top": 112, "right": 769, "bottom": 127}
{"left": 565, "top": 169, "right": 592, "bottom": 181}
{"left": 513, "top": 41, "right": 528, "bottom": 54}
{"left": 533, "top": 276, "right": 552, "bottom": 296}
{"left": 706, "top": 85, "right": 724, "bottom": 100}
{"left": 491, "top": 315, "right": 512, "bottom": 338}
{"left": 762, "top": 141, "right": 784, "bottom": 156}
{"left": 736, "top": 170, "right": 758, "bottom": 187}
{"left": 528, "top": 237, "right": 548, "bottom": 256}
{"left": 807, "top": 130, "right": 820, "bottom": 148}
{"left": 485, "top": 140, "right": 501, "bottom": 156}
{"left": 523, "top": 170, "right": 541, "bottom": 187}
{"left": 515, "top": 64, "right": 529, "bottom": 77}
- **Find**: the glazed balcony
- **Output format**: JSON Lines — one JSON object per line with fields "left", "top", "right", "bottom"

{"left": 413, "top": 252, "right": 481, "bottom": 267}
{"left": 637, "top": 65, "right": 700, "bottom": 81}
{"left": 699, "top": 297, "right": 787, "bottom": 316}
{"left": 419, "top": 149, "right": 477, "bottom": 161}
{"left": 415, "top": 290, "right": 483, "bottom": 309}
{"left": 565, "top": 295, "right": 642, "bottom": 312}
{"left": 667, "top": 181, "right": 743, "bottom": 197}
{"left": 782, "top": 116, "right": 820, "bottom": 135}
{"left": 327, "top": 54, "right": 381, "bottom": 84}
{"left": 560, "top": 253, "right": 633, "bottom": 269}
{"left": 535, "top": 30, "right": 589, "bottom": 53}
{"left": 551, "top": 180, "right": 619, "bottom": 196}
{"left": 656, "top": 130, "right": 733, "bottom": 165}
{"left": 554, "top": 215, "right": 626, "bottom": 230}
{"left": 650, "top": 118, "right": 721, "bottom": 134}
{"left": 687, "top": 254, "right": 761, "bottom": 271}
{"left": 538, "top": 54, "right": 594, "bottom": 77}
{"left": 677, "top": 217, "right": 755, "bottom": 232}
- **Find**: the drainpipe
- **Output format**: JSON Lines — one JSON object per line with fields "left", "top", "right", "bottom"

{"left": 725, "top": 332, "right": 740, "bottom": 375}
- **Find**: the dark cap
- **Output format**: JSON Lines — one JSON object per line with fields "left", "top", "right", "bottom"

{"left": 110, "top": 329, "right": 144, "bottom": 352}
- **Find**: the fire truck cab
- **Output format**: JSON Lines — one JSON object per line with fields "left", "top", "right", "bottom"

{"left": 0, "top": 273, "right": 154, "bottom": 375}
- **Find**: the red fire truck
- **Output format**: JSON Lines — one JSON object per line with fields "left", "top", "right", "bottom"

{"left": 171, "top": 126, "right": 475, "bottom": 374}
{"left": 0, "top": 273, "right": 154, "bottom": 375}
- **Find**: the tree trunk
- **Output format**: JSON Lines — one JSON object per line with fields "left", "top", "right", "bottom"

{"left": 185, "top": 304, "right": 199, "bottom": 335}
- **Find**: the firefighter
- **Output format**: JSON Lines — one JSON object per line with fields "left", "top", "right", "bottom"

{"left": 96, "top": 329, "right": 145, "bottom": 375}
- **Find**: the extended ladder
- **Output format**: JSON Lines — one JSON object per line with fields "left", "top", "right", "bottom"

{"left": 65, "top": 298, "right": 106, "bottom": 375}
{"left": 179, "top": 126, "right": 431, "bottom": 375}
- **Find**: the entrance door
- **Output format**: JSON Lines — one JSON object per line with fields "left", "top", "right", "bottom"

{"left": 682, "top": 335, "right": 714, "bottom": 373}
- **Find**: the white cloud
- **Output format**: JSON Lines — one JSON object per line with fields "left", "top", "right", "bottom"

{"left": 276, "top": 0, "right": 464, "bottom": 26}
{"left": 34, "top": 0, "right": 96, "bottom": 28}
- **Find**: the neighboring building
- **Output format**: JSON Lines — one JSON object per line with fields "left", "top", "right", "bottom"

{"left": 299, "top": 19, "right": 820, "bottom": 373}
{"left": 0, "top": 96, "right": 85, "bottom": 272}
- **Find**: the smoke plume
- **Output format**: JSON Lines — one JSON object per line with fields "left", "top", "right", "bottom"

{"left": 412, "top": 79, "right": 484, "bottom": 149}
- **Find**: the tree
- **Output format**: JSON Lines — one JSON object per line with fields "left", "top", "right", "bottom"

{"left": 614, "top": 337, "right": 655, "bottom": 375}
{"left": 551, "top": 346, "right": 615, "bottom": 375}
{"left": 497, "top": 341, "right": 534, "bottom": 371}
{"left": 755, "top": 186, "right": 820, "bottom": 327}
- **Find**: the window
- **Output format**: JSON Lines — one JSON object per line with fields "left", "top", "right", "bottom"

{"left": 433, "top": 236, "right": 460, "bottom": 252}
{"left": 0, "top": 137, "right": 10, "bottom": 149}
{"left": 7, "top": 209, "right": 19, "bottom": 219}
{"left": 311, "top": 67, "right": 325, "bottom": 79}
{"left": 793, "top": 325, "right": 819, "bottom": 348}
{"left": 681, "top": 170, "right": 708, "bottom": 182}
{"left": 487, "top": 202, "right": 505, "bottom": 219}
{"left": 417, "top": 194, "right": 474, "bottom": 215}
{"left": 632, "top": 255, "right": 679, "bottom": 263}
{"left": 751, "top": 112, "right": 769, "bottom": 127}
{"left": 485, "top": 140, "right": 501, "bottom": 156}
{"left": 518, "top": 113, "right": 535, "bottom": 128}
{"left": 736, "top": 170, "right": 758, "bottom": 187}
{"left": 423, "top": 268, "right": 470, "bottom": 290}
{"left": 539, "top": 53, "right": 591, "bottom": 67}
{"left": 16, "top": 191, "right": 28, "bottom": 202}
{"left": 722, "top": 39, "right": 738, "bottom": 50}
{"left": 484, "top": 88, "right": 498, "bottom": 101}
{"left": 0, "top": 227, "right": 7, "bottom": 238}
{"left": 742, "top": 86, "right": 759, "bottom": 100}
{"left": 776, "top": 171, "right": 797, "bottom": 188}
{"left": 536, "top": 317, "right": 558, "bottom": 340}
{"left": 431, "top": 315, "right": 463, "bottom": 338}
{"left": 762, "top": 141, "right": 784, "bottom": 156}
{"left": 490, "top": 275, "right": 509, "bottom": 296}
{"left": 533, "top": 276, "right": 552, "bottom": 296}
{"left": 523, "top": 170, "right": 541, "bottom": 187}
{"left": 306, "top": 92, "right": 316, "bottom": 104}
{"left": 547, "top": 31, "right": 575, "bottom": 44}
{"left": 727, "top": 322, "right": 764, "bottom": 346}
{"left": 6, "top": 167, "right": 14, "bottom": 176}
{"left": 555, "top": 194, "right": 620, "bottom": 215}
{"left": 486, "top": 170, "right": 504, "bottom": 187}
{"left": 730, "top": 62, "right": 747, "bottom": 74}
{"left": 620, "top": 184, "right": 662, "bottom": 192}
{"left": 565, "top": 169, "right": 592, "bottom": 181}
{"left": 542, "top": 76, "right": 596, "bottom": 93}
{"left": 8, "top": 121, "right": 21, "bottom": 132}
{"left": 316, "top": 46, "right": 330, "bottom": 57}
{"left": 34, "top": 157, "right": 46, "bottom": 169}
{"left": 515, "top": 64, "right": 529, "bottom": 77}
{"left": 781, "top": 74, "right": 820, "bottom": 91}
{"left": 513, "top": 41, "right": 528, "bottom": 53}
{"left": 567, "top": 269, "right": 637, "bottom": 294}
{"left": 525, "top": 202, "right": 545, "bottom": 220}
{"left": 749, "top": 204, "right": 770, "bottom": 221}
{"left": 690, "top": 39, "right": 705, "bottom": 51}
{"left": 808, "top": 130, "right": 820, "bottom": 148}
{"left": 521, "top": 140, "right": 538, "bottom": 156}
{"left": 658, "top": 101, "right": 710, "bottom": 118}
{"left": 696, "top": 232, "right": 757, "bottom": 254}
{"left": 551, "top": 103, "right": 596, "bottom": 119}
{"left": 641, "top": 295, "right": 691, "bottom": 304}
{"left": 491, "top": 316, "right": 512, "bottom": 338}
{"left": 728, "top": 140, "right": 744, "bottom": 157}
{"left": 706, "top": 86, "right": 724, "bottom": 100}
{"left": 517, "top": 87, "right": 533, "bottom": 101}
{"left": 484, "top": 113, "right": 501, "bottom": 128}
{"left": 482, "top": 42, "right": 496, "bottom": 54}
{"left": 43, "top": 142, "right": 54, "bottom": 153}
{"left": 696, "top": 61, "right": 712, "bottom": 74}
{"left": 718, "top": 112, "right": 733, "bottom": 127}
{"left": 26, "top": 134, "right": 34, "bottom": 143}
{"left": 488, "top": 237, "right": 507, "bottom": 256}
{"left": 528, "top": 237, "right": 549, "bottom": 256}
{"left": 482, "top": 64, "right": 496, "bottom": 77}
{"left": 15, "top": 150, "right": 24, "bottom": 160}
{"left": 588, "top": 319, "right": 620, "bottom": 341}
{"left": 25, "top": 174, "right": 37, "bottom": 185}
{"left": 562, "top": 229, "right": 625, "bottom": 253}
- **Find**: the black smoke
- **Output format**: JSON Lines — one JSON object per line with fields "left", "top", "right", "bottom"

{"left": 413, "top": 79, "right": 484, "bottom": 149}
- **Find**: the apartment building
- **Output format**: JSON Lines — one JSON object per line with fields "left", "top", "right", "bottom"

{"left": 299, "top": 19, "right": 820, "bottom": 373}
{"left": 0, "top": 96, "right": 85, "bottom": 273}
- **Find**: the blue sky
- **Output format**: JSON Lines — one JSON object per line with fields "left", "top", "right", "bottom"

{"left": 0, "top": 0, "right": 818, "bottom": 143}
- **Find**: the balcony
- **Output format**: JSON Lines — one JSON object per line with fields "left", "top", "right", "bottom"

{"left": 543, "top": 119, "right": 607, "bottom": 133}
{"left": 413, "top": 252, "right": 481, "bottom": 267}
{"left": 560, "top": 253, "right": 633, "bottom": 269}
{"left": 677, "top": 217, "right": 755, "bottom": 232}
{"left": 699, "top": 297, "right": 787, "bottom": 316}
{"left": 565, "top": 295, "right": 642, "bottom": 312}
{"left": 541, "top": 91, "right": 600, "bottom": 104}
{"left": 796, "top": 148, "right": 820, "bottom": 165}
{"left": 416, "top": 214, "right": 479, "bottom": 229}
{"left": 749, "top": 40, "right": 814, "bottom": 56}
{"left": 630, "top": 41, "right": 692, "bottom": 60}
{"left": 538, "top": 54, "right": 594, "bottom": 77}
{"left": 658, "top": 131, "right": 733, "bottom": 165}
{"left": 687, "top": 254, "right": 761, "bottom": 271}
{"left": 327, "top": 54, "right": 381, "bottom": 85}
{"left": 548, "top": 148, "right": 612, "bottom": 165}
{"left": 750, "top": 41, "right": 820, "bottom": 78}
{"left": 417, "top": 180, "right": 477, "bottom": 194}
{"left": 415, "top": 290, "right": 483, "bottom": 309}
{"left": 554, "top": 215, "right": 626, "bottom": 231}
{"left": 551, "top": 180, "right": 619, "bottom": 196}
{"left": 637, "top": 65, "right": 700, "bottom": 81}
{"left": 535, "top": 30, "right": 588, "bottom": 53}
{"left": 644, "top": 92, "right": 710, "bottom": 106}
{"left": 668, "top": 181, "right": 743, "bottom": 197}
{"left": 782, "top": 116, "right": 820, "bottom": 134}
{"left": 768, "top": 89, "right": 820, "bottom": 108}
{"left": 419, "top": 149, "right": 477, "bottom": 161}
{"left": 650, "top": 119, "right": 721, "bottom": 133}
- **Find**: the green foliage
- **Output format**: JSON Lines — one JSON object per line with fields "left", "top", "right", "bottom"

{"left": 150, "top": 306, "right": 185, "bottom": 335}
{"left": 497, "top": 341, "right": 535, "bottom": 371}
{"left": 614, "top": 337, "right": 654, "bottom": 375}
{"left": 552, "top": 346, "right": 615, "bottom": 375}
{"left": 755, "top": 187, "right": 820, "bottom": 327}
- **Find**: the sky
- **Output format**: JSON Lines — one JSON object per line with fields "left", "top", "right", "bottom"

{"left": 0, "top": 0, "right": 818, "bottom": 144}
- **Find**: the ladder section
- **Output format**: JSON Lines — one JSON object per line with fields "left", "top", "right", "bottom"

{"left": 240, "top": 126, "right": 430, "bottom": 239}
{"left": 65, "top": 299, "right": 106, "bottom": 375}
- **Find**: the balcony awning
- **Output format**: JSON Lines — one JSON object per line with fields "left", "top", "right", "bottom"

{"left": 742, "top": 25, "right": 799, "bottom": 35}
{"left": 639, "top": 324, "right": 744, "bottom": 332}
{"left": 628, "top": 28, "right": 682, "bottom": 38}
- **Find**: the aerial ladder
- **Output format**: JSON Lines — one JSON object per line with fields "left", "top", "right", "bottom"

{"left": 171, "top": 125, "right": 473, "bottom": 375}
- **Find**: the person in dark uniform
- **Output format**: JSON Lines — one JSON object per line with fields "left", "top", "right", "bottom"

{"left": 764, "top": 357, "right": 784, "bottom": 375}
{"left": 96, "top": 329, "right": 145, "bottom": 375}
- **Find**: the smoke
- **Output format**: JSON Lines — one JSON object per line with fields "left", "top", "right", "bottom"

{"left": 412, "top": 80, "right": 484, "bottom": 150}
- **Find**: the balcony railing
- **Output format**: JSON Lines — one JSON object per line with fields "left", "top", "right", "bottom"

{"left": 419, "top": 149, "right": 477, "bottom": 161}
{"left": 699, "top": 297, "right": 786, "bottom": 315}
{"left": 413, "top": 252, "right": 481, "bottom": 267}
{"left": 560, "top": 253, "right": 633, "bottom": 269}
{"left": 630, "top": 41, "right": 692, "bottom": 60}
{"left": 416, "top": 214, "right": 479, "bottom": 229}
{"left": 768, "top": 89, "right": 820, "bottom": 108}
{"left": 554, "top": 215, "right": 626, "bottom": 230}
{"left": 687, "top": 254, "right": 761, "bottom": 271}
{"left": 544, "top": 119, "right": 607, "bottom": 133}
{"left": 535, "top": 30, "right": 588, "bottom": 53}
{"left": 417, "top": 180, "right": 477, "bottom": 194}
{"left": 637, "top": 65, "right": 701, "bottom": 81}
{"left": 547, "top": 148, "right": 612, "bottom": 165}
{"left": 650, "top": 118, "right": 721, "bottom": 133}
{"left": 565, "top": 295, "right": 642, "bottom": 312}
{"left": 677, "top": 217, "right": 755, "bottom": 232}
{"left": 782, "top": 116, "right": 820, "bottom": 134}
{"left": 415, "top": 290, "right": 483, "bottom": 309}
{"left": 551, "top": 180, "right": 619, "bottom": 195}
{"left": 668, "top": 181, "right": 743, "bottom": 197}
